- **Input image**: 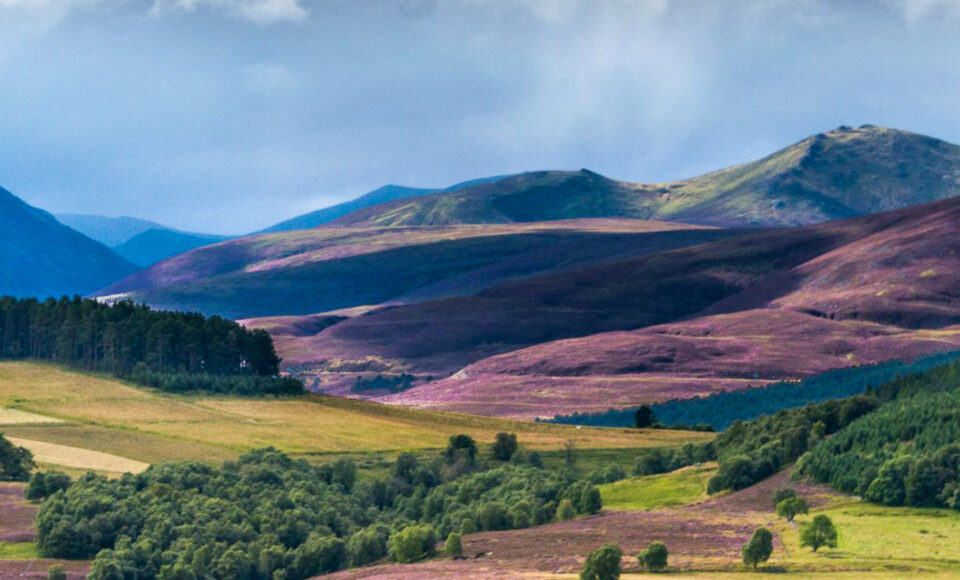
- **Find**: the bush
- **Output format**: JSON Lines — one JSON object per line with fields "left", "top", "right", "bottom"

{"left": 741, "top": 528, "right": 773, "bottom": 569}
{"left": 477, "top": 501, "right": 509, "bottom": 531}
{"left": 347, "top": 524, "right": 389, "bottom": 567}
{"left": 388, "top": 525, "right": 437, "bottom": 563}
{"left": 444, "top": 532, "right": 463, "bottom": 556}
{"left": 776, "top": 496, "right": 809, "bottom": 522}
{"left": 492, "top": 432, "right": 518, "bottom": 461}
{"left": 580, "top": 543, "right": 622, "bottom": 580}
{"left": 638, "top": 541, "right": 668, "bottom": 571}
{"left": 445, "top": 434, "right": 477, "bottom": 466}
{"left": 47, "top": 565, "right": 66, "bottom": 580}
{"left": 556, "top": 498, "right": 577, "bottom": 521}
{"left": 801, "top": 515, "right": 837, "bottom": 552}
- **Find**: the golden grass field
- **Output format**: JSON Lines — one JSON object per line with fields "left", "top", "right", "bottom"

{"left": 0, "top": 362, "right": 712, "bottom": 474}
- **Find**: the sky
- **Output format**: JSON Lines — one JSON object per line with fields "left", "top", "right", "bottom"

{"left": 2, "top": 0, "right": 960, "bottom": 234}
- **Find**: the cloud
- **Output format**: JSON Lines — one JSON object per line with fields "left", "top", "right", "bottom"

{"left": 888, "top": 0, "right": 960, "bottom": 22}
{"left": 150, "top": 0, "right": 308, "bottom": 24}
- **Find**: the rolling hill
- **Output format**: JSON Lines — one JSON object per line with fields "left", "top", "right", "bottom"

{"left": 259, "top": 175, "right": 508, "bottom": 233}
{"left": 333, "top": 125, "right": 960, "bottom": 228}
{"left": 265, "top": 196, "right": 960, "bottom": 418}
{"left": 0, "top": 187, "right": 137, "bottom": 298}
{"left": 95, "top": 220, "right": 733, "bottom": 318}
{"left": 55, "top": 213, "right": 169, "bottom": 247}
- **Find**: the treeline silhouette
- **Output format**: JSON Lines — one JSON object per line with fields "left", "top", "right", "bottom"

{"left": 546, "top": 351, "right": 960, "bottom": 430}
{"left": 0, "top": 296, "right": 301, "bottom": 395}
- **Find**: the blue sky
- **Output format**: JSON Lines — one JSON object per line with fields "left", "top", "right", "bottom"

{"left": 2, "top": 0, "right": 960, "bottom": 233}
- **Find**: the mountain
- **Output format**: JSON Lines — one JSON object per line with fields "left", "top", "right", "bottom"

{"left": 258, "top": 196, "right": 960, "bottom": 418}
{"left": 55, "top": 214, "right": 169, "bottom": 247}
{"left": 260, "top": 175, "right": 509, "bottom": 233}
{"left": 112, "top": 229, "right": 231, "bottom": 267}
{"left": 95, "top": 220, "right": 732, "bottom": 319}
{"left": 332, "top": 126, "right": 960, "bottom": 228}
{"left": 0, "top": 187, "right": 137, "bottom": 297}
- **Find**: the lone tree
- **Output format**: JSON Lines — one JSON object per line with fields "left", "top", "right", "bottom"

{"left": 741, "top": 527, "right": 773, "bottom": 569}
{"left": 638, "top": 541, "right": 668, "bottom": 571}
{"left": 634, "top": 405, "right": 655, "bottom": 428}
{"left": 771, "top": 487, "right": 797, "bottom": 508}
{"left": 491, "top": 432, "right": 518, "bottom": 461}
{"left": 0, "top": 434, "right": 34, "bottom": 481}
{"left": 556, "top": 498, "right": 577, "bottom": 521}
{"left": 580, "top": 543, "right": 622, "bottom": 580}
{"left": 444, "top": 434, "right": 477, "bottom": 466}
{"left": 800, "top": 515, "right": 838, "bottom": 552}
{"left": 776, "top": 496, "right": 809, "bottom": 522}
{"left": 444, "top": 532, "right": 463, "bottom": 557}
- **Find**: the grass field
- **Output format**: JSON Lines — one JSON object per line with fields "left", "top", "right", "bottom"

{"left": 599, "top": 463, "right": 716, "bottom": 510}
{"left": 0, "top": 362, "right": 712, "bottom": 474}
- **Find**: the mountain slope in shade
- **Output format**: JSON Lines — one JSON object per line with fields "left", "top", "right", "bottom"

{"left": 96, "top": 220, "right": 732, "bottom": 319}
{"left": 332, "top": 126, "right": 960, "bottom": 228}
{"left": 260, "top": 175, "right": 509, "bottom": 233}
{"left": 112, "top": 229, "right": 231, "bottom": 267}
{"left": 266, "top": 196, "right": 960, "bottom": 417}
{"left": 55, "top": 214, "right": 169, "bottom": 247}
{"left": 0, "top": 188, "right": 137, "bottom": 297}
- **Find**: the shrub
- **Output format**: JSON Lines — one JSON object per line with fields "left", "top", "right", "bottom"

{"left": 580, "top": 485, "right": 602, "bottom": 515}
{"left": 800, "top": 515, "right": 837, "bottom": 552}
{"left": 580, "top": 543, "right": 622, "bottom": 580}
{"left": 556, "top": 498, "right": 577, "bottom": 521}
{"left": 477, "top": 501, "right": 509, "bottom": 531}
{"left": 347, "top": 524, "right": 389, "bottom": 567}
{"left": 47, "top": 565, "right": 66, "bottom": 580}
{"left": 445, "top": 434, "right": 477, "bottom": 466}
{"left": 388, "top": 525, "right": 437, "bottom": 563}
{"left": 492, "top": 432, "right": 518, "bottom": 461}
{"left": 444, "top": 532, "right": 463, "bottom": 556}
{"left": 638, "top": 541, "right": 668, "bottom": 571}
{"left": 775, "top": 496, "right": 809, "bottom": 522}
{"left": 741, "top": 528, "right": 773, "bottom": 569}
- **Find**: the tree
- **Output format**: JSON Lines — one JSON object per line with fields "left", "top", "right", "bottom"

{"left": 638, "top": 541, "right": 668, "bottom": 571}
{"left": 771, "top": 487, "right": 797, "bottom": 508}
{"left": 26, "top": 471, "right": 71, "bottom": 502}
{"left": 556, "top": 498, "right": 577, "bottom": 521}
{"left": 492, "top": 432, "right": 519, "bottom": 461}
{"left": 634, "top": 405, "right": 655, "bottom": 428}
{"left": 580, "top": 543, "right": 622, "bottom": 580}
{"left": 47, "top": 565, "right": 66, "bottom": 580}
{"left": 800, "top": 515, "right": 837, "bottom": 552}
{"left": 444, "top": 532, "right": 463, "bottom": 557}
{"left": 741, "top": 527, "right": 773, "bottom": 569}
{"left": 580, "top": 485, "right": 602, "bottom": 515}
{"left": 776, "top": 496, "right": 809, "bottom": 522}
{"left": 388, "top": 525, "right": 437, "bottom": 563}
{"left": 444, "top": 434, "right": 477, "bottom": 466}
{"left": 0, "top": 434, "right": 35, "bottom": 481}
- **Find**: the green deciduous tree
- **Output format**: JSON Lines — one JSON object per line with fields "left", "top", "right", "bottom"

{"left": 491, "top": 432, "right": 518, "bottom": 461}
{"left": 0, "top": 434, "right": 34, "bottom": 481}
{"left": 741, "top": 527, "right": 773, "bottom": 569}
{"left": 580, "top": 543, "right": 622, "bottom": 580}
{"left": 388, "top": 525, "right": 437, "bottom": 563}
{"left": 800, "top": 515, "right": 837, "bottom": 552}
{"left": 776, "top": 496, "right": 809, "bottom": 522}
{"left": 444, "top": 532, "right": 462, "bottom": 557}
{"left": 638, "top": 541, "right": 668, "bottom": 571}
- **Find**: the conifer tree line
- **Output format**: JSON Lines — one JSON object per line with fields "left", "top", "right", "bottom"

{"left": 0, "top": 296, "right": 301, "bottom": 395}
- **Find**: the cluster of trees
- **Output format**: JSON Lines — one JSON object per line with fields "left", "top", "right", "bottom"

{"left": 351, "top": 374, "right": 417, "bottom": 394}
{"left": 546, "top": 351, "right": 960, "bottom": 429}
{"left": 0, "top": 433, "right": 34, "bottom": 481}
{"left": 798, "top": 383, "right": 960, "bottom": 508}
{"left": 35, "top": 433, "right": 603, "bottom": 578}
{"left": 0, "top": 296, "right": 299, "bottom": 395}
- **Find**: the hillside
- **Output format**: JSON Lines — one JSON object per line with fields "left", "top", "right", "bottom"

{"left": 332, "top": 126, "right": 960, "bottom": 228}
{"left": 0, "top": 188, "right": 137, "bottom": 298}
{"left": 95, "top": 220, "right": 730, "bottom": 318}
{"left": 112, "top": 228, "right": 231, "bottom": 267}
{"left": 275, "top": 196, "right": 960, "bottom": 418}
{"left": 260, "top": 176, "right": 508, "bottom": 233}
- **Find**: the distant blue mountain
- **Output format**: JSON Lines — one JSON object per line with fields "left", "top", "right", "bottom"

{"left": 56, "top": 214, "right": 169, "bottom": 247}
{"left": 113, "top": 229, "right": 232, "bottom": 267}
{"left": 1, "top": 188, "right": 137, "bottom": 297}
